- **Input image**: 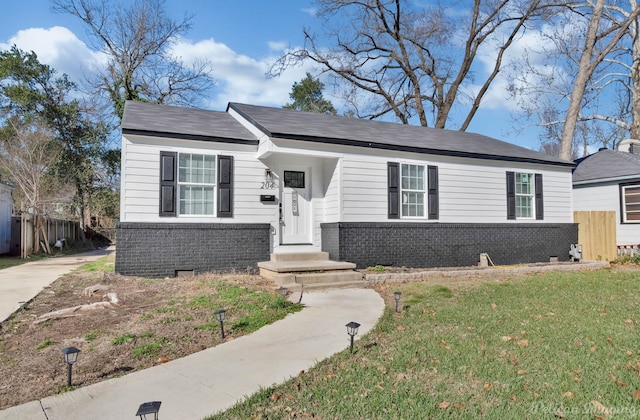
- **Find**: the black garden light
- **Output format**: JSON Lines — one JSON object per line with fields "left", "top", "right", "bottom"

{"left": 345, "top": 321, "right": 361, "bottom": 354}
{"left": 394, "top": 291, "right": 402, "bottom": 313}
{"left": 278, "top": 286, "right": 288, "bottom": 298}
{"left": 61, "top": 346, "right": 80, "bottom": 387}
{"left": 136, "top": 401, "right": 161, "bottom": 420}
{"left": 214, "top": 309, "right": 226, "bottom": 339}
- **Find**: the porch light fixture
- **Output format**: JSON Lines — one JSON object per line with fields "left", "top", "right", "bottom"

{"left": 214, "top": 309, "right": 226, "bottom": 339}
{"left": 394, "top": 291, "right": 402, "bottom": 313}
{"left": 346, "top": 321, "right": 361, "bottom": 354}
{"left": 278, "top": 286, "right": 288, "bottom": 298}
{"left": 61, "top": 346, "right": 80, "bottom": 387}
{"left": 136, "top": 401, "right": 161, "bottom": 420}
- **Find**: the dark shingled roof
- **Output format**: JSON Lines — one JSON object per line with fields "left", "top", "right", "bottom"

{"left": 121, "top": 101, "right": 258, "bottom": 144}
{"left": 229, "top": 102, "right": 573, "bottom": 167}
{"left": 573, "top": 149, "right": 640, "bottom": 183}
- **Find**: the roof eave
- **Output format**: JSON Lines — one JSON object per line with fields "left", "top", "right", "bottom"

{"left": 573, "top": 174, "right": 640, "bottom": 185}
{"left": 271, "top": 133, "right": 575, "bottom": 167}
{"left": 122, "top": 128, "right": 259, "bottom": 146}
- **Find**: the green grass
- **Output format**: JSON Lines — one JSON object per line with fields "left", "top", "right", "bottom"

{"left": 0, "top": 254, "right": 49, "bottom": 270}
{"left": 84, "top": 330, "right": 99, "bottom": 341}
{"left": 35, "top": 339, "right": 55, "bottom": 350}
{"left": 78, "top": 256, "right": 114, "bottom": 273}
{"left": 112, "top": 333, "right": 136, "bottom": 345}
{"left": 206, "top": 268, "right": 640, "bottom": 419}
{"left": 192, "top": 283, "right": 303, "bottom": 335}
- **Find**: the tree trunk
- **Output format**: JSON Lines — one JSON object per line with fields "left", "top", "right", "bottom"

{"left": 560, "top": 0, "right": 605, "bottom": 161}
{"left": 632, "top": 16, "right": 640, "bottom": 140}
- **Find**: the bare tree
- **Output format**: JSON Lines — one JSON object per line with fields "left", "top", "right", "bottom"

{"left": 52, "top": 0, "right": 215, "bottom": 119}
{"left": 510, "top": 0, "right": 640, "bottom": 159}
{"left": 271, "top": 0, "right": 548, "bottom": 130}
{"left": 0, "top": 120, "right": 61, "bottom": 214}
{"left": 0, "top": 119, "right": 68, "bottom": 253}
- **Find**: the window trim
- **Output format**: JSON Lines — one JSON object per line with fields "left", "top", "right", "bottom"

{"left": 515, "top": 172, "right": 535, "bottom": 220}
{"left": 620, "top": 182, "right": 640, "bottom": 224}
{"left": 400, "top": 163, "right": 426, "bottom": 219}
{"left": 506, "top": 171, "right": 543, "bottom": 220}
{"left": 177, "top": 152, "right": 217, "bottom": 217}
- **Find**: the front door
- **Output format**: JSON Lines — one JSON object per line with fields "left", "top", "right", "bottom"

{"left": 280, "top": 168, "right": 312, "bottom": 244}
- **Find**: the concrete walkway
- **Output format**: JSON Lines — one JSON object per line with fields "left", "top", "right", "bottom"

{"left": 0, "top": 253, "right": 385, "bottom": 420}
{"left": 0, "top": 247, "right": 114, "bottom": 322}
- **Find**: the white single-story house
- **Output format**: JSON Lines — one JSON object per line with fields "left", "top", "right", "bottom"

{"left": 116, "top": 101, "right": 577, "bottom": 278}
{"left": 573, "top": 143, "right": 640, "bottom": 247}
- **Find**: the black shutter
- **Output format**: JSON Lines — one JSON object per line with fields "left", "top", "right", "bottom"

{"left": 159, "top": 151, "right": 177, "bottom": 217}
{"left": 388, "top": 162, "right": 400, "bottom": 219}
{"left": 217, "top": 155, "right": 233, "bottom": 217}
{"left": 506, "top": 171, "right": 516, "bottom": 220}
{"left": 427, "top": 165, "right": 439, "bottom": 220}
{"left": 535, "top": 173, "right": 544, "bottom": 220}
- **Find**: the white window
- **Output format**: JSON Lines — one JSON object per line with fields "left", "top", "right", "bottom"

{"left": 178, "top": 153, "right": 216, "bottom": 215}
{"left": 401, "top": 164, "right": 425, "bottom": 217}
{"left": 622, "top": 184, "right": 640, "bottom": 223}
{"left": 515, "top": 173, "right": 534, "bottom": 219}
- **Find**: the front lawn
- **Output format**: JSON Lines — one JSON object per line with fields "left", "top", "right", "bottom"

{"left": 208, "top": 266, "right": 640, "bottom": 419}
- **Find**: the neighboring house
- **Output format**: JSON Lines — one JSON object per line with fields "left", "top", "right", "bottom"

{"left": 573, "top": 143, "right": 640, "bottom": 247}
{"left": 116, "top": 101, "right": 577, "bottom": 278}
{"left": 0, "top": 183, "right": 12, "bottom": 254}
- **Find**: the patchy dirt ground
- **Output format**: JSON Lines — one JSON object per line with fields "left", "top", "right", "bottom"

{"left": 0, "top": 254, "right": 285, "bottom": 410}
{"left": 0, "top": 253, "right": 619, "bottom": 411}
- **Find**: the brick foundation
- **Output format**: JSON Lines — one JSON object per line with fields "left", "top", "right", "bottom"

{"left": 115, "top": 222, "right": 271, "bottom": 277}
{"left": 321, "top": 222, "right": 578, "bottom": 269}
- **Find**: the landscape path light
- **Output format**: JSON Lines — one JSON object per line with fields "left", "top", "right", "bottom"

{"left": 214, "top": 308, "right": 226, "bottom": 339}
{"left": 279, "top": 286, "right": 288, "bottom": 298}
{"left": 136, "top": 401, "right": 161, "bottom": 419}
{"left": 61, "top": 346, "right": 80, "bottom": 387}
{"left": 394, "top": 291, "right": 402, "bottom": 313}
{"left": 345, "top": 321, "right": 361, "bottom": 354}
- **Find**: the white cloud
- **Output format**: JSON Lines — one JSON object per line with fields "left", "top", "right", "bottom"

{"left": 0, "top": 26, "right": 103, "bottom": 83}
{"left": 2, "top": 27, "right": 320, "bottom": 112}
{"left": 169, "top": 37, "right": 315, "bottom": 110}
{"left": 268, "top": 41, "right": 288, "bottom": 52}
{"left": 302, "top": 7, "right": 318, "bottom": 17}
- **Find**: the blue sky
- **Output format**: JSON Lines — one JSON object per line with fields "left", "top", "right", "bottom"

{"left": 0, "top": 0, "right": 543, "bottom": 150}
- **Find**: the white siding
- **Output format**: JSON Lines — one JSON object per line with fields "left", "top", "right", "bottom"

{"left": 574, "top": 183, "right": 640, "bottom": 245}
{"left": 121, "top": 135, "right": 274, "bottom": 224}
{"left": 340, "top": 152, "right": 573, "bottom": 223}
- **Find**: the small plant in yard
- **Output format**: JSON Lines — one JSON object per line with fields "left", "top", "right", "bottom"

{"left": 206, "top": 268, "right": 640, "bottom": 419}
{"left": 112, "top": 333, "right": 135, "bottom": 345}
{"left": 35, "top": 339, "right": 55, "bottom": 350}
{"left": 84, "top": 331, "right": 99, "bottom": 341}
{"left": 53, "top": 385, "right": 73, "bottom": 394}
{"left": 367, "top": 264, "right": 385, "bottom": 272}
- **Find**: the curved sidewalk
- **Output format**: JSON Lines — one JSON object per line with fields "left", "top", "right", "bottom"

{"left": 1, "top": 286, "right": 385, "bottom": 420}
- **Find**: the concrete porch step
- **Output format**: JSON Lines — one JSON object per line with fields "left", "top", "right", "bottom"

{"left": 259, "top": 253, "right": 366, "bottom": 290}
{"left": 258, "top": 259, "right": 356, "bottom": 274}
{"left": 278, "top": 278, "right": 369, "bottom": 295}
{"left": 270, "top": 252, "right": 329, "bottom": 262}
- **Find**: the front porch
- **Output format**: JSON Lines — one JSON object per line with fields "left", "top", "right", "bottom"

{"left": 258, "top": 252, "right": 366, "bottom": 291}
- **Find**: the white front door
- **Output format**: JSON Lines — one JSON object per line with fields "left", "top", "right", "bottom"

{"left": 281, "top": 168, "right": 312, "bottom": 244}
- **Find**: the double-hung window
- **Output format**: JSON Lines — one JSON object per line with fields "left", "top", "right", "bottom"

{"left": 388, "top": 162, "right": 438, "bottom": 220}
{"left": 621, "top": 184, "right": 640, "bottom": 222}
{"left": 401, "top": 164, "right": 425, "bottom": 217}
{"left": 178, "top": 153, "right": 216, "bottom": 215}
{"left": 506, "top": 171, "right": 543, "bottom": 220}
{"left": 515, "top": 173, "right": 534, "bottom": 219}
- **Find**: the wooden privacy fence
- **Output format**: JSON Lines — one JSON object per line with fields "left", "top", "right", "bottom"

{"left": 573, "top": 211, "right": 617, "bottom": 261}
{"left": 11, "top": 215, "right": 81, "bottom": 257}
